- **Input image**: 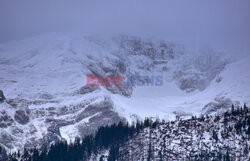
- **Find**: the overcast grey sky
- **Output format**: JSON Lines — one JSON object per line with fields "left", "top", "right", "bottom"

{"left": 0, "top": 0, "right": 249, "bottom": 54}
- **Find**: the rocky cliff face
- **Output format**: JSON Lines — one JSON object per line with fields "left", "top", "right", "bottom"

{"left": 0, "top": 89, "right": 125, "bottom": 151}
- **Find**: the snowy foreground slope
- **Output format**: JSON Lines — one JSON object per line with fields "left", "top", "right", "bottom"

{"left": 0, "top": 34, "right": 249, "bottom": 151}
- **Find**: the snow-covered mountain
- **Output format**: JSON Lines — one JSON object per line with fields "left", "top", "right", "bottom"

{"left": 0, "top": 33, "right": 249, "bottom": 151}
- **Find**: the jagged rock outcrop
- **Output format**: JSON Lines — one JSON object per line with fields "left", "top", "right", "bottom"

{"left": 0, "top": 90, "right": 5, "bottom": 103}
{"left": 77, "top": 86, "right": 100, "bottom": 95}
{"left": 14, "top": 110, "right": 30, "bottom": 125}
{"left": 0, "top": 111, "right": 14, "bottom": 128}
{"left": 202, "top": 97, "right": 240, "bottom": 114}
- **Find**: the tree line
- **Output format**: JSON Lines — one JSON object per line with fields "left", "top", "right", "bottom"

{"left": 1, "top": 104, "right": 249, "bottom": 161}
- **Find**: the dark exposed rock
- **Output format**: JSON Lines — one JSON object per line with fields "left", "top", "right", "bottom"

{"left": 6, "top": 98, "right": 30, "bottom": 109}
{"left": 29, "top": 125, "right": 37, "bottom": 134}
{"left": 174, "top": 72, "right": 208, "bottom": 92}
{"left": 86, "top": 58, "right": 133, "bottom": 97}
{"left": 43, "top": 132, "right": 61, "bottom": 144}
{"left": 77, "top": 86, "right": 99, "bottom": 95}
{"left": 0, "top": 132, "right": 15, "bottom": 149}
{"left": 202, "top": 97, "right": 239, "bottom": 114}
{"left": 23, "top": 131, "right": 61, "bottom": 150}
{"left": 216, "top": 76, "right": 222, "bottom": 83}
{"left": 0, "top": 90, "right": 5, "bottom": 102}
{"left": 106, "top": 85, "right": 133, "bottom": 97}
{"left": 47, "top": 119, "right": 74, "bottom": 136}
{"left": 47, "top": 126, "right": 61, "bottom": 136}
{"left": 14, "top": 110, "right": 30, "bottom": 125}
{"left": 78, "top": 112, "right": 123, "bottom": 137}
{"left": 76, "top": 99, "right": 126, "bottom": 137}
{"left": 0, "top": 111, "right": 14, "bottom": 128}
{"left": 75, "top": 99, "right": 113, "bottom": 122}
{"left": 0, "top": 123, "right": 7, "bottom": 128}
{"left": 39, "top": 93, "right": 54, "bottom": 100}
{"left": 11, "top": 127, "right": 24, "bottom": 134}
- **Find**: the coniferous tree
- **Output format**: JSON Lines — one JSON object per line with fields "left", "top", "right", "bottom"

{"left": 147, "top": 142, "right": 152, "bottom": 161}
{"left": 107, "top": 145, "right": 119, "bottom": 161}
{"left": 158, "top": 150, "right": 163, "bottom": 161}
{"left": 212, "top": 130, "right": 219, "bottom": 142}
{"left": 99, "top": 155, "right": 104, "bottom": 161}
{"left": 225, "top": 150, "right": 230, "bottom": 161}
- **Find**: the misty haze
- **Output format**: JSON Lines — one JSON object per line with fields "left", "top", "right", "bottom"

{"left": 0, "top": 0, "right": 249, "bottom": 161}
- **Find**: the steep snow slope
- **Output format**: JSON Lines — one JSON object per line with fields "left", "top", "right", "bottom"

{"left": 0, "top": 33, "right": 249, "bottom": 151}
